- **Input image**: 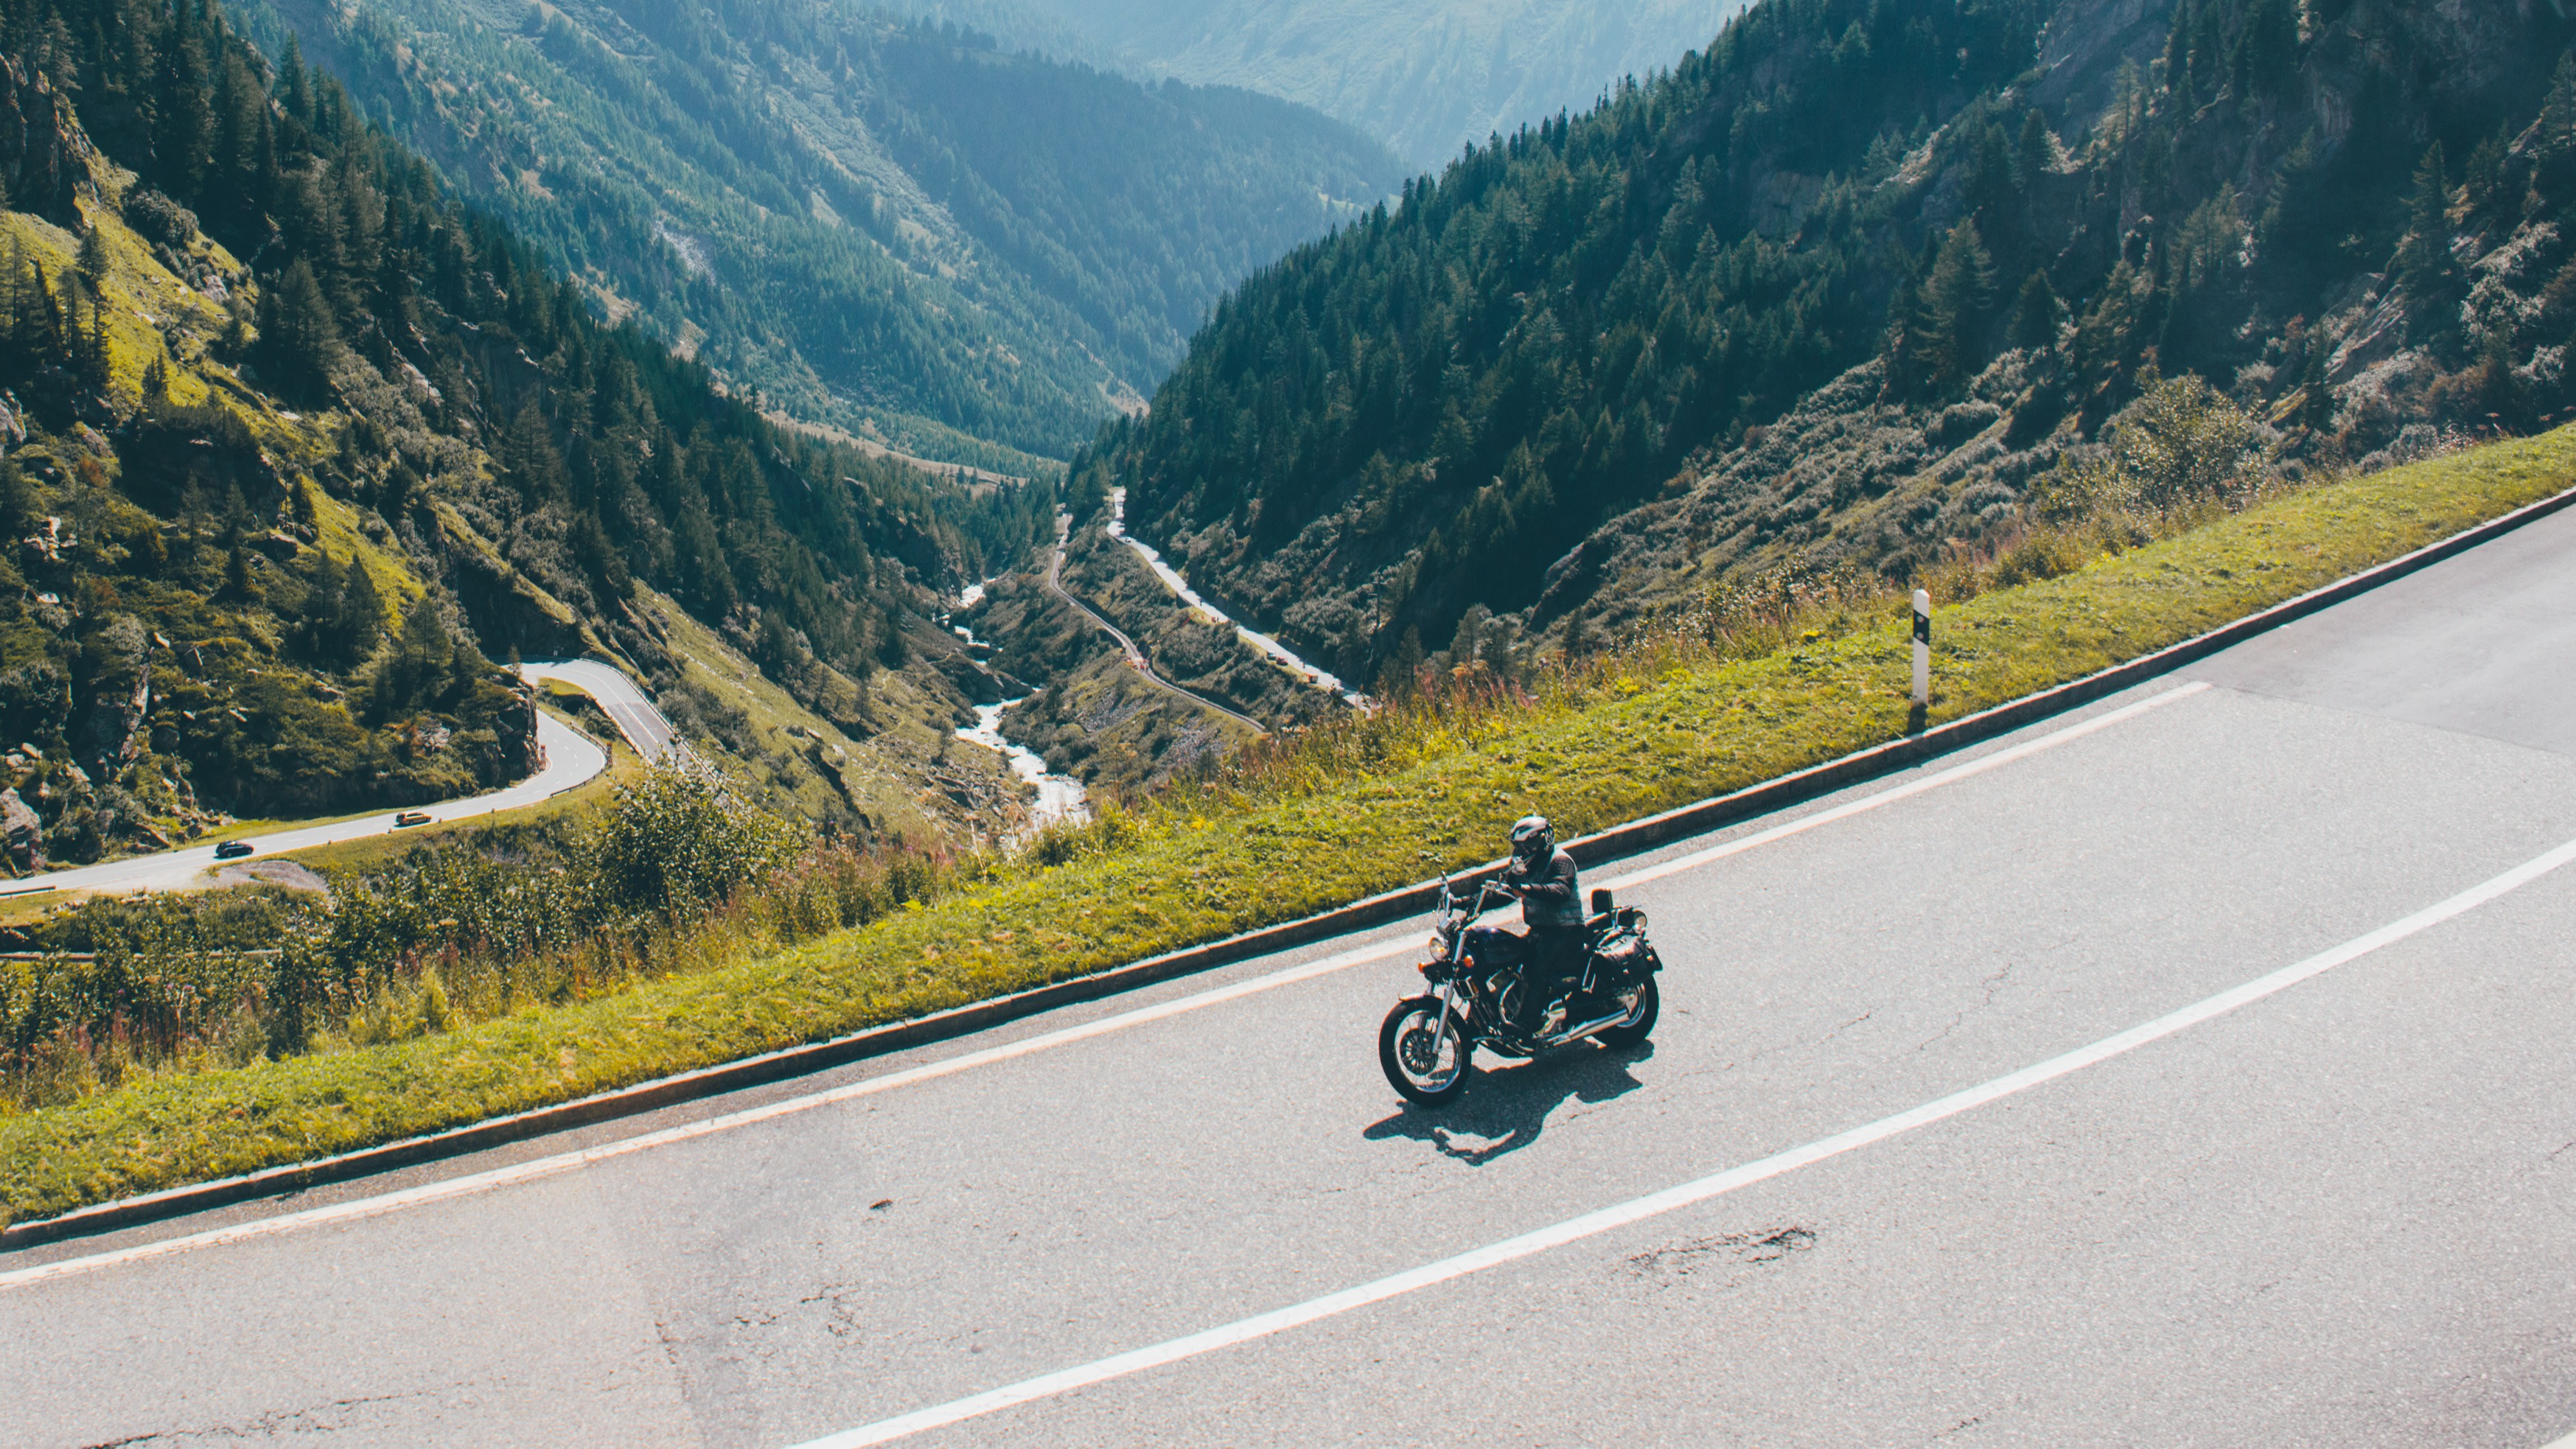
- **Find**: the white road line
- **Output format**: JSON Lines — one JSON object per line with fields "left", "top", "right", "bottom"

{"left": 786, "top": 828, "right": 2576, "bottom": 1449}
{"left": 0, "top": 683, "right": 2204, "bottom": 1288}
{"left": 1604, "top": 682, "right": 2209, "bottom": 891}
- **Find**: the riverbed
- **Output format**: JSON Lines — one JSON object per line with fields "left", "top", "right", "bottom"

{"left": 948, "top": 584, "right": 1090, "bottom": 839}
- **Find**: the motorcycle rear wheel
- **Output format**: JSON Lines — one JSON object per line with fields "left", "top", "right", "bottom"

{"left": 1595, "top": 977, "right": 1659, "bottom": 1050}
{"left": 1379, "top": 997, "right": 1472, "bottom": 1105}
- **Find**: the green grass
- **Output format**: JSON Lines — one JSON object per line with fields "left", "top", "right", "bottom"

{"left": 2, "top": 430, "right": 2570, "bottom": 1225}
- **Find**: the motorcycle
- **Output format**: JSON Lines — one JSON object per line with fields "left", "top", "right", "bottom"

{"left": 1378, "top": 874, "right": 1664, "bottom": 1105}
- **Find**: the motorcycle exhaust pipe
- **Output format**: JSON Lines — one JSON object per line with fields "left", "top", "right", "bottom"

{"left": 1539, "top": 1005, "right": 1637, "bottom": 1049}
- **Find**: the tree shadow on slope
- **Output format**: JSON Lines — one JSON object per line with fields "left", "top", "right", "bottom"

{"left": 1361, "top": 1041, "right": 1652, "bottom": 1167}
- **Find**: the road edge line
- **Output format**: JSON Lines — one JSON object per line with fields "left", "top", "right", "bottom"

{"left": 8, "top": 483, "right": 2570, "bottom": 1251}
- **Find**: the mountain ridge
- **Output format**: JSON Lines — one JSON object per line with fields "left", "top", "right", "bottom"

{"left": 0, "top": 0, "right": 1055, "bottom": 866}
{"left": 887, "top": 0, "right": 1753, "bottom": 171}
{"left": 1084, "top": 0, "right": 2576, "bottom": 688}
{"left": 238, "top": 0, "right": 1405, "bottom": 464}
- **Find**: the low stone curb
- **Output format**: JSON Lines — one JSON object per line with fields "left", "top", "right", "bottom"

{"left": 10, "top": 480, "right": 2572, "bottom": 1252}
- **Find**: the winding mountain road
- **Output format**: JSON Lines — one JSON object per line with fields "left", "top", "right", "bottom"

{"left": 10, "top": 508, "right": 2576, "bottom": 1446}
{"left": 0, "top": 712, "right": 607, "bottom": 898}
{"left": 1043, "top": 511, "right": 1270, "bottom": 735}
{"left": 1106, "top": 488, "right": 1368, "bottom": 708}
{"left": 0, "top": 663, "right": 675, "bottom": 899}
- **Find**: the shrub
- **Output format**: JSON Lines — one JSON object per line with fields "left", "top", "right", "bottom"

{"left": 122, "top": 189, "right": 198, "bottom": 248}
{"left": 2035, "top": 374, "right": 2277, "bottom": 521}
{"left": 0, "top": 761, "right": 947, "bottom": 1106}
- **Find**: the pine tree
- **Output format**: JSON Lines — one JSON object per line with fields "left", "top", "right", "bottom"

{"left": 341, "top": 562, "right": 385, "bottom": 664}
{"left": 152, "top": 29, "right": 215, "bottom": 199}
{"left": 1916, "top": 220, "right": 1997, "bottom": 392}
{"left": 2009, "top": 270, "right": 2063, "bottom": 351}
{"left": 300, "top": 549, "right": 346, "bottom": 657}
{"left": 2165, "top": 0, "right": 2201, "bottom": 104}
{"left": 61, "top": 271, "right": 108, "bottom": 393}
{"left": 2014, "top": 108, "right": 2053, "bottom": 189}
{"left": 175, "top": 483, "right": 209, "bottom": 568}
{"left": 1968, "top": 123, "right": 2024, "bottom": 261}
{"left": 0, "top": 458, "right": 32, "bottom": 537}
{"left": 1373, "top": 625, "right": 1425, "bottom": 699}
{"left": 224, "top": 538, "right": 256, "bottom": 600}
{"left": 2392, "top": 143, "right": 2455, "bottom": 298}
{"left": 498, "top": 402, "right": 568, "bottom": 506}
{"left": 254, "top": 258, "right": 342, "bottom": 398}
{"left": 2300, "top": 340, "right": 2335, "bottom": 433}
{"left": 374, "top": 596, "right": 452, "bottom": 716}
{"left": 278, "top": 32, "right": 312, "bottom": 127}
{"left": 76, "top": 223, "right": 108, "bottom": 283}
{"left": 2233, "top": 0, "right": 2300, "bottom": 102}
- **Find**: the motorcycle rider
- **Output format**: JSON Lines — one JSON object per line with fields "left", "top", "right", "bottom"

{"left": 1498, "top": 814, "right": 1585, "bottom": 1036}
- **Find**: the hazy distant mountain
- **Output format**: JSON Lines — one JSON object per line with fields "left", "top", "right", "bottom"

{"left": 237, "top": 0, "right": 1403, "bottom": 466}
{"left": 886, "top": 0, "right": 1751, "bottom": 169}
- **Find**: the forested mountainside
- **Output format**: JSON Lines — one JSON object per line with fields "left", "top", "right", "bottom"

{"left": 938, "top": 0, "right": 1748, "bottom": 170}
{"left": 1086, "top": 0, "right": 2576, "bottom": 688}
{"left": 0, "top": 0, "right": 1047, "bottom": 865}
{"left": 237, "top": 0, "right": 1405, "bottom": 467}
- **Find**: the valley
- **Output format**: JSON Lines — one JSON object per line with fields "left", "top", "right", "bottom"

{"left": 885, "top": 0, "right": 1753, "bottom": 170}
{"left": 238, "top": 0, "right": 1405, "bottom": 465}
{"left": 7, "top": 0, "right": 2576, "bottom": 1437}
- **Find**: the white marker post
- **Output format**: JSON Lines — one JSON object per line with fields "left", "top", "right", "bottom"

{"left": 1911, "top": 588, "right": 1931, "bottom": 707}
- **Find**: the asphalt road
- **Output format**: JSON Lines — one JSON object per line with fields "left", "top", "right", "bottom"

{"left": 1044, "top": 511, "right": 1270, "bottom": 735}
{"left": 0, "top": 661, "right": 679, "bottom": 899}
{"left": 0, "top": 710, "right": 606, "bottom": 898}
{"left": 521, "top": 659, "right": 684, "bottom": 762}
{"left": 8, "top": 508, "right": 2576, "bottom": 1447}
{"left": 1105, "top": 489, "right": 1368, "bottom": 708}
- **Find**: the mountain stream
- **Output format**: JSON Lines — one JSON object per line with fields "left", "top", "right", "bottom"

{"left": 948, "top": 583, "right": 1090, "bottom": 839}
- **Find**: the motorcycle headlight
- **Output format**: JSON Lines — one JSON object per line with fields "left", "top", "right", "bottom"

{"left": 1427, "top": 931, "right": 1451, "bottom": 961}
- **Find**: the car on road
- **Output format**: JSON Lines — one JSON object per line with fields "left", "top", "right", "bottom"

{"left": 212, "top": 840, "right": 254, "bottom": 859}
{"left": 394, "top": 810, "right": 433, "bottom": 828}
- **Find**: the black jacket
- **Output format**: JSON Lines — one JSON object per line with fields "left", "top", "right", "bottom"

{"left": 1509, "top": 847, "right": 1582, "bottom": 931}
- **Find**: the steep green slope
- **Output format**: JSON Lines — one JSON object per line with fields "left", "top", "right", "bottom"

{"left": 0, "top": 0, "right": 1048, "bottom": 862}
{"left": 235, "top": 0, "right": 1404, "bottom": 464}
{"left": 1091, "top": 0, "right": 2576, "bottom": 685}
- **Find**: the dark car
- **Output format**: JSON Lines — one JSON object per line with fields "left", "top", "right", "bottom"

{"left": 394, "top": 811, "right": 433, "bottom": 828}
{"left": 212, "top": 840, "right": 255, "bottom": 859}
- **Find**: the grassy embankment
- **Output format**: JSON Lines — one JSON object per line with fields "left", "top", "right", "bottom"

{"left": 4, "top": 430, "right": 2572, "bottom": 1224}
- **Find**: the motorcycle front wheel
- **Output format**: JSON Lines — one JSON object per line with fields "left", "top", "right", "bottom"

{"left": 1379, "top": 996, "right": 1472, "bottom": 1105}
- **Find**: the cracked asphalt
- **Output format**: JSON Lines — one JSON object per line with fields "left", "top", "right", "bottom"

{"left": 10, "top": 508, "right": 2576, "bottom": 1446}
